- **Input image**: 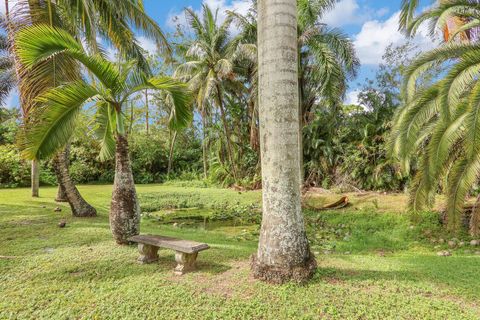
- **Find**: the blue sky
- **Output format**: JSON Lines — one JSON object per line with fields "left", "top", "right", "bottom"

{"left": 1, "top": 0, "right": 433, "bottom": 108}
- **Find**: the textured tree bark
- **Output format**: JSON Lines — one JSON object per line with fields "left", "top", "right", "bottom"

{"left": 251, "top": 0, "right": 316, "bottom": 284}
{"left": 31, "top": 160, "right": 40, "bottom": 197}
{"left": 55, "top": 145, "right": 69, "bottom": 202}
{"left": 53, "top": 147, "right": 97, "bottom": 217}
{"left": 55, "top": 184, "right": 68, "bottom": 202}
{"left": 110, "top": 134, "right": 141, "bottom": 245}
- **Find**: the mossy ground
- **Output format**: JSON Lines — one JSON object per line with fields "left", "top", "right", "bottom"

{"left": 1, "top": 184, "right": 479, "bottom": 319}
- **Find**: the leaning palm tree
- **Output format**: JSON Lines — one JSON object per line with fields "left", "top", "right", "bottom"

{"left": 175, "top": 5, "right": 238, "bottom": 180}
{"left": 252, "top": 0, "right": 316, "bottom": 284}
{"left": 391, "top": 0, "right": 480, "bottom": 236}
{"left": 7, "top": 0, "right": 169, "bottom": 212}
{"left": 16, "top": 25, "right": 192, "bottom": 244}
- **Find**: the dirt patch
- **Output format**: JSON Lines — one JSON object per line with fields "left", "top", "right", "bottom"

{"left": 170, "top": 260, "right": 256, "bottom": 299}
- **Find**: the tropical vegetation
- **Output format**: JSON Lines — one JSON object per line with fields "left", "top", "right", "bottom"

{"left": 391, "top": 0, "right": 480, "bottom": 236}
{"left": 1, "top": 1, "right": 480, "bottom": 317}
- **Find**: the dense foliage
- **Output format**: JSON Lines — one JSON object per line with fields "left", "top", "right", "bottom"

{"left": 303, "top": 44, "right": 416, "bottom": 191}
{"left": 0, "top": 0, "right": 421, "bottom": 193}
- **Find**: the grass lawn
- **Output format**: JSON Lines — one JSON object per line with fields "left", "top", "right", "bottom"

{"left": 1, "top": 184, "right": 479, "bottom": 319}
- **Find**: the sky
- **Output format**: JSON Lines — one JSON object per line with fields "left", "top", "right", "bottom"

{"left": 1, "top": 0, "right": 434, "bottom": 108}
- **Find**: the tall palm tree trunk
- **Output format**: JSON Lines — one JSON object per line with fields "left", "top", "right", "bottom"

{"left": 31, "top": 160, "right": 40, "bottom": 197}
{"left": 248, "top": 97, "right": 259, "bottom": 152}
{"left": 202, "top": 111, "right": 209, "bottom": 179}
{"left": 167, "top": 130, "right": 177, "bottom": 175}
{"left": 215, "top": 83, "right": 237, "bottom": 180}
{"left": 251, "top": 0, "right": 316, "bottom": 284}
{"left": 110, "top": 134, "right": 140, "bottom": 244}
{"left": 53, "top": 146, "right": 97, "bottom": 217}
{"left": 145, "top": 89, "right": 149, "bottom": 135}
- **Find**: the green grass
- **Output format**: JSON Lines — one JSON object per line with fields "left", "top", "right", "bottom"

{"left": 1, "top": 184, "right": 479, "bottom": 319}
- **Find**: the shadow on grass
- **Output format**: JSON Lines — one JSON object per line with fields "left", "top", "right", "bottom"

{"left": 314, "top": 254, "right": 480, "bottom": 300}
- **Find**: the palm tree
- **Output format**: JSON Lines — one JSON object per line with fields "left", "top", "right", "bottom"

{"left": 391, "top": 0, "right": 480, "bottom": 235}
{"left": 297, "top": 0, "right": 359, "bottom": 119}
{"left": 16, "top": 25, "right": 192, "bottom": 244}
{"left": 7, "top": 0, "right": 169, "bottom": 212}
{"left": 175, "top": 5, "right": 238, "bottom": 180}
{"left": 229, "top": 7, "right": 259, "bottom": 153}
{"left": 251, "top": 0, "right": 316, "bottom": 284}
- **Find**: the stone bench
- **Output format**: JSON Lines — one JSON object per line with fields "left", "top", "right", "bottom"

{"left": 128, "top": 234, "right": 210, "bottom": 275}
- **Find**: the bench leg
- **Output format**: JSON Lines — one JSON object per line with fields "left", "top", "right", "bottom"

{"left": 174, "top": 251, "right": 198, "bottom": 275}
{"left": 137, "top": 244, "right": 159, "bottom": 264}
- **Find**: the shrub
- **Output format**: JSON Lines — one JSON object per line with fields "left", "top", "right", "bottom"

{"left": 0, "top": 145, "right": 30, "bottom": 187}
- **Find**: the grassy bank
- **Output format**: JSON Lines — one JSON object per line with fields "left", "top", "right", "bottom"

{"left": 0, "top": 184, "right": 479, "bottom": 319}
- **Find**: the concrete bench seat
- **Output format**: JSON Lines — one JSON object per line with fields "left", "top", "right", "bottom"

{"left": 128, "top": 234, "right": 210, "bottom": 275}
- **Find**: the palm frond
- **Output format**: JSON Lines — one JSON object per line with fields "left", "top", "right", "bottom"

{"left": 15, "top": 25, "right": 121, "bottom": 90}
{"left": 94, "top": 101, "right": 116, "bottom": 161}
{"left": 20, "top": 81, "right": 99, "bottom": 159}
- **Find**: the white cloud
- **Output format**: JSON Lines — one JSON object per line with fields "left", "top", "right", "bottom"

{"left": 0, "top": 2, "right": 5, "bottom": 14}
{"left": 167, "top": 0, "right": 251, "bottom": 32}
{"left": 137, "top": 36, "right": 157, "bottom": 55}
{"left": 322, "top": 0, "right": 366, "bottom": 27}
{"left": 353, "top": 11, "right": 435, "bottom": 65}
{"left": 345, "top": 89, "right": 361, "bottom": 105}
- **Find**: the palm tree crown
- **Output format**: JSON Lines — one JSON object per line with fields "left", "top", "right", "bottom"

{"left": 391, "top": 0, "right": 480, "bottom": 235}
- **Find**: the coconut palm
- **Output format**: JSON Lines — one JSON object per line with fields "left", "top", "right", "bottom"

{"left": 297, "top": 0, "right": 359, "bottom": 117}
{"left": 175, "top": 5, "right": 238, "bottom": 180}
{"left": 16, "top": 25, "right": 192, "bottom": 244}
{"left": 391, "top": 0, "right": 480, "bottom": 235}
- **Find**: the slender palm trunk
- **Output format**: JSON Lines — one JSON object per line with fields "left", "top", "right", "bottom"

{"left": 251, "top": 0, "right": 316, "bottom": 284}
{"left": 31, "top": 160, "right": 40, "bottom": 197}
{"left": 145, "top": 89, "right": 149, "bottom": 135}
{"left": 110, "top": 134, "right": 140, "bottom": 244}
{"left": 202, "top": 111, "right": 208, "bottom": 179}
{"left": 248, "top": 96, "right": 259, "bottom": 152}
{"left": 298, "top": 73, "right": 305, "bottom": 188}
{"left": 167, "top": 130, "right": 177, "bottom": 175}
{"left": 53, "top": 146, "right": 97, "bottom": 217}
{"left": 215, "top": 83, "right": 237, "bottom": 180}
